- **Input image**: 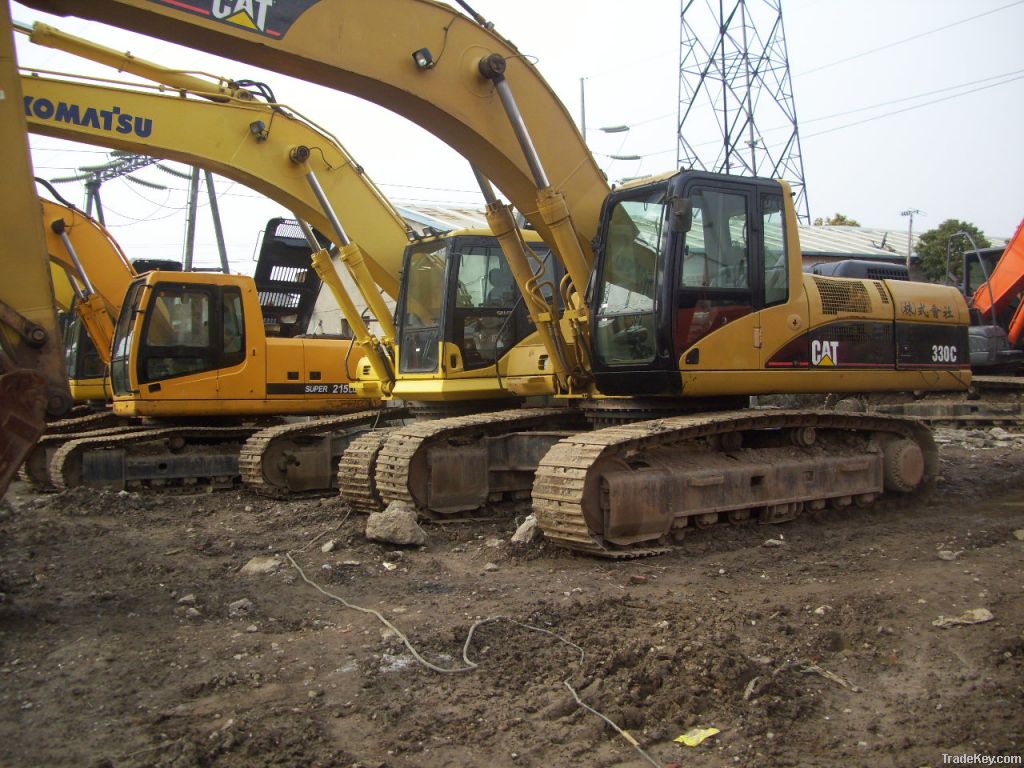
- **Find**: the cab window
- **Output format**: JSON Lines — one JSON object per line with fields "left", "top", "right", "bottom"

{"left": 398, "top": 244, "right": 447, "bottom": 374}
{"left": 595, "top": 192, "right": 667, "bottom": 365}
{"left": 140, "top": 286, "right": 214, "bottom": 382}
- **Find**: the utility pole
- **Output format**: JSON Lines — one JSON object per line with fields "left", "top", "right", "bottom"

{"left": 901, "top": 208, "right": 922, "bottom": 270}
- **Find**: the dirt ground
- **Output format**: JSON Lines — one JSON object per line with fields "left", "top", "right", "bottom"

{"left": 1, "top": 427, "right": 1022, "bottom": 768}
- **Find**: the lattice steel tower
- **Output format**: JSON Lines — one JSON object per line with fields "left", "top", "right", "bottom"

{"left": 677, "top": 0, "right": 810, "bottom": 222}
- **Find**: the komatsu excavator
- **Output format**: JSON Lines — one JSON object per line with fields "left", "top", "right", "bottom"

{"left": 8, "top": 1, "right": 972, "bottom": 558}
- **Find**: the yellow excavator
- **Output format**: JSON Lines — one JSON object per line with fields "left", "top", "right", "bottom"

{"left": 7, "top": 1, "right": 972, "bottom": 559}
{"left": 10, "top": 46, "right": 411, "bottom": 492}
{"left": 39, "top": 194, "right": 138, "bottom": 402}
{"left": 15, "top": 29, "right": 555, "bottom": 495}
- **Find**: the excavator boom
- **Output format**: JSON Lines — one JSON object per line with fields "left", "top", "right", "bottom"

{"left": 22, "top": 72, "right": 411, "bottom": 300}
{"left": 971, "top": 219, "right": 1024, "bottom": 319}
{"left": 15, "top": 0, "right": 610, "bottom": 269}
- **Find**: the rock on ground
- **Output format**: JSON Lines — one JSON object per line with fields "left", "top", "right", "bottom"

{"left": 511, "top": 514, "right": 539, "bottom": 544}
{"left": 240, "top": 555, "right": 282, "bottom": 575}
{"left": 365, "top": 501, "right": 427, "bottom": 546}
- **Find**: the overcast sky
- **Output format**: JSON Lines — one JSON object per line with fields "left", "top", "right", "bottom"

{"left": 12, "top": 0, "right": 1024, "bottom": 272}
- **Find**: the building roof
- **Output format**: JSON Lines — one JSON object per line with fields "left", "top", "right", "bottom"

{"left": 799, "top": 226, "right": 912, "bottom": 261}
{"left": 396, "top": 205, "right": 1008, "bottom": 262}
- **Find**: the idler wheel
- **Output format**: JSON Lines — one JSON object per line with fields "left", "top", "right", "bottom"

{"left": 883, "top": 438, "right": 924, "bottom": 493}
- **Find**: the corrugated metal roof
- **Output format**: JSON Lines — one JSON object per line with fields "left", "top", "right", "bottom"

{"left": 396, "top": 205, "right": 1008, "bottom": 262}
{"left": 799, "top": 226, "right": 912, "bottom": 261}
{"left": 395, "top": 205, "right": 488, "bottom": 233}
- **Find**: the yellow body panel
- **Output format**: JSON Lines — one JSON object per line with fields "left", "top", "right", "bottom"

{"left": 68, "top": 376, "right": 109, "bottom": 403}
{"left": 390, "top": 336, "right": 556, "bottom": 402}
{"left": 50, "top": 264, "right": 75, "bottom": 312}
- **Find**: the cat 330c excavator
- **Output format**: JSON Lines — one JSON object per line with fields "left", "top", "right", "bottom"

{"left": 6, "top": 1, "right": 971, "bottom": 558}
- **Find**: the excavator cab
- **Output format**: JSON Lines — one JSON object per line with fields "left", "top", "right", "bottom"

{"left": 62, "top": 314, "right": 107, "bottom": 402}
{"left": 394, "top": 229, "right": 556, "bottom": 390}
{"left": 593, "top": 172, "right": 785, "bottom": 395}
{"left": 110, "top": 274, "right": 247, "bottom": 399}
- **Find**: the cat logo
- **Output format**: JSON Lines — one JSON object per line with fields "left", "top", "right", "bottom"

{"left": 811, "top": 339, "right": 839, "bottom": 367}
{"left": 149, "top": 0, "right": 322, "bottom": 39}
{"left": 211, "top": 0, "right": 275, "bottom": 32}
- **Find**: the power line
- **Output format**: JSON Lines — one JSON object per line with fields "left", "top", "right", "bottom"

{"left": 796, "top": 0, "right": 1024, "bottom": 77}
{"left": 801, "top": 72, "right": 1024, "bottom": 139}
{"left": 602, "top": 67, "right": 1024, "bottom": 161}
{"left": 798, "top": 68, "right": 1024, "bottom": 125}
{"left": 607, "top": 65, "right": 1024, "bottom": 141}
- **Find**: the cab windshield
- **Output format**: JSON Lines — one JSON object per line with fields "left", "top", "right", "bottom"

{"left": 398, "top": 243, "right": 447, "bottom": 373}
{"left": 110, "top": 280, "right": 146, "bottom": 395}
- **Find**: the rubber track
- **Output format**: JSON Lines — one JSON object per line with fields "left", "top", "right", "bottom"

{"left": 533, "top": 409, "right": 936, "bottom": 558}
{"left": 238, "top": 409, "right": 404, "bottom": 497}
{"left": 49, "top": 424, "right": 260, "bottom": 491}
{"left": 338, "top": 427, "right": 401, "bottom": 513}
{"left": 21, "top": 424, "right": 148, "bottom": 489}
{"left": 374, "top": 408, "right": 585, "bottom": 510}
{"left": 44, "top": 410, "right": 124, "bottom": 435}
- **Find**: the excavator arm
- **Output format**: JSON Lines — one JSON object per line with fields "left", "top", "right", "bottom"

{"left": 40, "top": 197, "right": 136, "bottom": 364}
{"left": 21, "top": 72, "right": 411, "bottom": 300}
{"left": 16, "top": 0, "right": 609, "bottom": 250}
{"left": 19, "top": 59, "right": 423, "bottom": 390}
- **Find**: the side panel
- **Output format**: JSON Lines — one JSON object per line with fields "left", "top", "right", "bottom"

{"left": 890, "top": 281, "right": 971, "bottom": 371}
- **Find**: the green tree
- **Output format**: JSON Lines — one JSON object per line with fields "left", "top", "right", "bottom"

{"left": 915, "top": 219, "right": 990, "bottom": 282}
{"left": 812, "top": 212, "right": 861, "bottom": 226}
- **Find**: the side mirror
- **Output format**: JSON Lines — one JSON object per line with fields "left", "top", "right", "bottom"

{"left": 672, "top": 198, "right": 693, "bottom": 233}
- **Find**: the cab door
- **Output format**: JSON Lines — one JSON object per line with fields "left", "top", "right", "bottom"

{"left": 591, "top": 186, "right": 679, "bottom": 395}
{"left": 672, "top": 180, "right": 760, "bottom": 375}
{"left": 756, "top": 187, "right": 810, "bottom": 369}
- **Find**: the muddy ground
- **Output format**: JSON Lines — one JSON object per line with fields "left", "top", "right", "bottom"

{"left": 1, "top": 427, "right": 1022, "bottom": 768}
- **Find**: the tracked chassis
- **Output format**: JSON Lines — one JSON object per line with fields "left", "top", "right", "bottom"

{"left": 533, "top": 410, "right": 936, "bottom": 558}
{"left": 337, "top": 405, "right": 937, "bottom": 560}
{"left": 36, "top": 409, "right": 404, "bottom": 494}
{"left": 240, "top": 408, "right": 407, "bottom": 497}
{"left": 340, "top": 408, "right": 589, "bottom": 517}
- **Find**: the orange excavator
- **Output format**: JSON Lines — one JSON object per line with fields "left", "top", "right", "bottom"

{"left": 959, "top": 219, "right": 1024, "bottom": 372}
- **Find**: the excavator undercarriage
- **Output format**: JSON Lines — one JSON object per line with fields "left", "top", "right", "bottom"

{"left": 333, "top": 402, "right": 937, "bottom": 559}
{"left": 533, "top": 409, "right": 934, "bottom": 558}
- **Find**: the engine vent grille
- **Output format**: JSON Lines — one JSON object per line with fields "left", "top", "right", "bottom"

{"left": 816, "top": 323, "right": 893, "bottom": 345}
{"left": 812, "top": 277, "right": 872, "bottom": 315}
{"left": 873, "top": 281, "right": 891, "bottom": 305}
